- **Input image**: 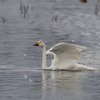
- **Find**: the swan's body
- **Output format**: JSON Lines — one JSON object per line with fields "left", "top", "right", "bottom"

{"left": 34, "top": 41, "right": 96, "bottom": 71}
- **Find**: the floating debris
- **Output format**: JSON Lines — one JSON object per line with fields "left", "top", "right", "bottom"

{"left": 2, "top": 17, "right": 5, "bottom": 23}
{"left": 95, "top": 0, "right": 100, "bottom": 15}
{"left": 29, "top": 79, "right": 33, "bottom": 82}
{"left": 20, "top": 0, "right": 23, "bottom": 14}
{"left": 52, "top": 15, "right": 57, "bottom": 23}
{"left": 23, "top": 5, "right": 29, "bottom": 18}
{"left": 79, "top": 0, "right": 87, "bottom": 3}
{"left": 24, "top": 75, "right": 28, "bottom": 79}
{"left": 23, "top": 54, "right": 27, "bottom": 56}
{"left": 72, "top": 40, "right": 75, "bottom": 42}
{"left": 19, "top": 1, "right": 29, "bottom": 18}
{"left": 31, "top": 6, "right": 33, "bottom": 10}
{"left": 79, "top": 0, "right": 100, "bottom": 15}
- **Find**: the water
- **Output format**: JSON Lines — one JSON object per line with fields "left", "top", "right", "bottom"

{"left": 0, "top": 0, "right": 100, "bottom": 100}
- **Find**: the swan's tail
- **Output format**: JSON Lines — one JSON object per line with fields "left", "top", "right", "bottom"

{"left": 76, "top": 64, "right": 97, "bottom": 71}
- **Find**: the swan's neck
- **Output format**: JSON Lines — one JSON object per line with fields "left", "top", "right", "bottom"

{"left": 42, "top": 44, "right": 48, "bottom": 69}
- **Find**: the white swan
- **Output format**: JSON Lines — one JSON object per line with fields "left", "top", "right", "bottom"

{"left": 33, "top": 40, "right": 96, "bottom": 71}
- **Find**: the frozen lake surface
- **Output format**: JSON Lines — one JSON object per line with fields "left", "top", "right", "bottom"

{"left": 0, "top": 0, "right": 100, "bottom": 100}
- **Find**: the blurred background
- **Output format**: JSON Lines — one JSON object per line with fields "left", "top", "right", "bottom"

{"left": 0, "top": 0, "right": 100, "bottom": 100}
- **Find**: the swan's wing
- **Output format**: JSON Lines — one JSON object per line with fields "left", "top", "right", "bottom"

{"left": 48, "top": 43, "right": 86, "bottom": 61}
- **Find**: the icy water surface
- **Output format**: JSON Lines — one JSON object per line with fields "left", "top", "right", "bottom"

{"left": 0, "top": 0, "right": 100, "bottom": 100}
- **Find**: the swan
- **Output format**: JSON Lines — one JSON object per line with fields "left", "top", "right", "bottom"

{"left": 33, "top": 40, "right": 96, "bottom": 71}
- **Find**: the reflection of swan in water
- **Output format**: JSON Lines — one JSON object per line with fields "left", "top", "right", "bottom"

{"left": 41, "top": 71, "right": 85, "bottom": 100}
{"left": 34, "top": 40, "right": 96, "bottom": 71}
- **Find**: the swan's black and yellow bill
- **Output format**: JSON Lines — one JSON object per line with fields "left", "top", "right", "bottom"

{"left": 33, "top": 43, "right": 39, "bottom": 46}
{"left": 33, "top": 41, "right": 41, "bottom": 46}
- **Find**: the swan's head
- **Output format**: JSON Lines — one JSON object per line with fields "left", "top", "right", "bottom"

{"left": 33, "top": 41, "right": 45, "bottom": 48}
